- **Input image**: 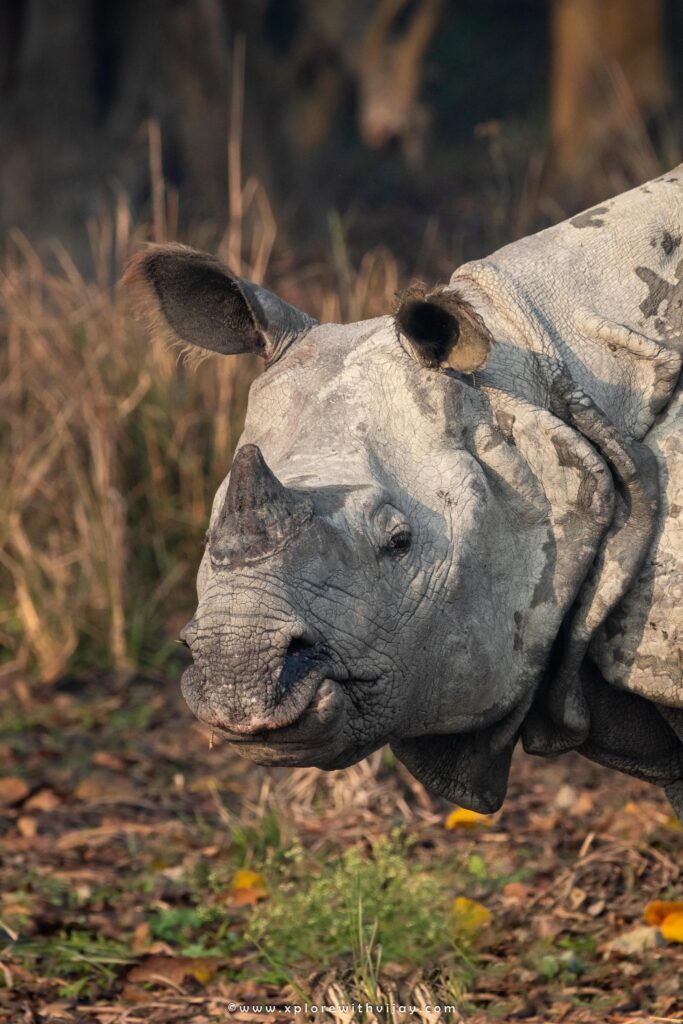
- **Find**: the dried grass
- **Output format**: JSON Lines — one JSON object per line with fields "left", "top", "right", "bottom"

{"left": 0, "top": 223, "right": 249, "bottom": 680}
{"left": 0, "top": 197, "right": 402, "bottom": 684}
{"left": 2, "top": 56, "right": 675, "bottom": 685}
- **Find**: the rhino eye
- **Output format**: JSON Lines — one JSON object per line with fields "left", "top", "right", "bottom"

{"left": 384, "top": 526, "right": 412, "bottom": 556}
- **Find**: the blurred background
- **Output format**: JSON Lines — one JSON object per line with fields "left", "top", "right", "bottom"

{"left": 2, "top": 9, "right": 682, "bottom": 1015}
{"left": 1, "top": 0, "right": 682, "bottom": 685}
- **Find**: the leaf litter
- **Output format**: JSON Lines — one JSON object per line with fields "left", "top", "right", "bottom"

{"left": 0, "top": 672, "right": 680, "bottom": 1023}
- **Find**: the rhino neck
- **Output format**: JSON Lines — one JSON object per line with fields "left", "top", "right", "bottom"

{"left": 451, "top": 168, "right": 683, "bottom": 444}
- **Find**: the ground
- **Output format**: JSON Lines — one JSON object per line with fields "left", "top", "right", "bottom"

{"left": 0, "top": 670, "right": 681, "bottom": 1024}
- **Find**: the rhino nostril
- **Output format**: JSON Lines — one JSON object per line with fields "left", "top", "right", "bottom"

{"left": 279, "top": 637, "right": 319, "bottom": 697}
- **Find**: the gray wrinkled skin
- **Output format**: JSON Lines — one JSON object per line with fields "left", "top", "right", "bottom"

{"left": 127, "top": 167, "right": 683, "bottom": 816}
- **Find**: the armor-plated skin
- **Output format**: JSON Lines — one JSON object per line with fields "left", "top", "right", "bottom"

{"left": 125, "top": 168, "right": 683, "bottom": 815}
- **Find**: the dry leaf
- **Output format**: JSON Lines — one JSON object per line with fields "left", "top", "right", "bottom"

{"left": 229, "top": 868, "right": 267, "bottom": 905}
{"left": 451, "top": 896, "right": 492, "bottom": 933}
{"left": 2, "top": 902, "right": 33, "bottom": 917}
{"left": 74, "top": 774, "right": 140, "bottom": 804}
{"left": 230, "top": 869, "right": 267, "bottom": 893}
{"left": 571, "top": 791, "right": 596, "bottom": 816}
{"left": 131, "top": 921, "right": 151, "bottom": 953}
{"left": 56, "top": 821, "right": 183, "bottom": 851}
{"left": 188, "top": 774, "right": 223, "bottom": 793}
{"left": 17, "top": 816, "right": 37, "bottom": 838}
{"left": 660, "top": 911, "right": 683, "bottom": 944}
{"left": 0, "top": 777, "right": 29, "bottom": 807}
{"left": 553, "top": 784, "right": 577, "bottom": 810}
{"left": 502, "top": 882, "right": 532, "bottom": 902}
{"left": 569, "top": 886, "right": 588, "bottom": 910}
{"left": 445, "top": 807, "right": 492, "bottom": 829}
{"left": 127, "top": 955, "right": 221, "bottom": 988}
{"left": 91, "top": 750, "right": 126, "bottom": 771}
{"left": 36, "top": 1002, "right": 73, "bottom": 1021}
{"left": 533, "top": 915, "right": 566, "bottom": 940}
{"left": 25, "top": 788, "right": 61, "bottom": 812}
{"left": 644, "top": 900, "right": 683, "bottom": 926}
{"left": 602, "top": 925, "right": 660, "bottom": 956}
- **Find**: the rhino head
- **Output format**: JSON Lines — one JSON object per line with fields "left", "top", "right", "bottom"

{"left": 124, "top": 245, "right": 615, "bottom": 811}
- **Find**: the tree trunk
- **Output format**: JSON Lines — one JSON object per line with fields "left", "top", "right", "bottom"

{"left": 550, "top": 0, "right": 670, "bottom": 192}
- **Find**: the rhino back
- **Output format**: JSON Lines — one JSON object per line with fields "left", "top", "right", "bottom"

{"left": 452, "top": 166, "right": 683, "bottom": 441}
{"left": 452, "top": 166, "right": 683, "bottom": 712}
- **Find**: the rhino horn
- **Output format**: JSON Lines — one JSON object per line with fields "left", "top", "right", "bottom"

{"left": 210, "top": 445, "right": 314, "bottom": 567}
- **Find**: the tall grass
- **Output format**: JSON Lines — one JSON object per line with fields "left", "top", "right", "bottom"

{"left": 1, "top": 62, "right": 674, "bottom": 685}
{"left": 0, "top": 194, "right": 403, "bottom": 683}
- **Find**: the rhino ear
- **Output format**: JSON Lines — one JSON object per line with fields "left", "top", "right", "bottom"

{"left": 396, "top": 285, "right": 493, "bottom": 373}
{"left": 123, "top": 244, "right": 317, "bottom": 363}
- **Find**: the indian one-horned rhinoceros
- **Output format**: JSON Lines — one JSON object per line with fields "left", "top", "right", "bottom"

{"left": 124, "top": 166, "right": 683, "bottom": 817}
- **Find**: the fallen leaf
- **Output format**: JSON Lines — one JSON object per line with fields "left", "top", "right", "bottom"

{"left": 232, "top": 887, "right": 266, "bottom": 906}
{"left": 36, "top": 1001, "right": 73, "bottom": 1021}
{"left": 229, "top": 868, "right": 267, "bottom": 905}
{"left": 231, "top": 869, "right": 267, "bottom": 892}
{"left": 17, "top": 815, "right": 37, "bottom": 838}
{"left": 451, "top": 896, "right": 492, "bottom": 933}
{"left": 553, "top": 784, "right": 577, "bottom": 810}
{"left": 533, "top": 915, "right": 566, "bottom": 940}
{"left": 25, "top": 788, "right": 61, "bottom": 812}
{"left": 445, "top": 807, "right": 492, "bottom": 829}
{"left": 131, "top": 921, "right": 151, "bottom": 953}
{"left": 660, "top": 910, "right": 683, "bottom": 944}
{"left": 602, "top": 925, "right": 660, "bottom": 956}
{"left": 74, "top": 773, "right": 140, "bottom": 804}
{"left": 189, "top": 774, "right": 223, "bottom": 792}
{"left": 2, "top": 903, "right": 32, "bottom": 917}
{"left": 91, "top": 750, "right": 126, "bottom": 771}
{"left": 644, "top": 900, "right": 683, "bottom": 926}
{"left": 571, "top": 791, "right": 595, "bottom": 816}
{"left": 127, "top": 955, "right": 221, "bottom": 988}
{"left": 56, "top": 821, "right": 184, "bottom": 851}
{"left": 0, "top": 777, "right": 29, "bottom": 807}
{"left": 502, "top": 882, "right": 533, "bottom": 902}
{"left": 569, "top": 886, "right": 588, "bottom": 910}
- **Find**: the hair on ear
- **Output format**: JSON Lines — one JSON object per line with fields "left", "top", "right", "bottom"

{"left": 122, "top": 244, "right": 264, "bottom": 362}
{"left": 395, "top": 283, "right": 493, "bottom": 373}
{"left": 396, "top": 286, "right": 459, "bottom": 365}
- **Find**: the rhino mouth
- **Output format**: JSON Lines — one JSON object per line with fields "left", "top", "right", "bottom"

{"left": 180, "top": 665, "right": 349, "bottom": 765}
{"left": 218, "top": 677, "right": 343, "bottom": 745}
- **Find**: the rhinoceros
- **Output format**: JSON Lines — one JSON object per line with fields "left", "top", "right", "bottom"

{"left": 124, "top": 166, "right": 683, "bottom": 816}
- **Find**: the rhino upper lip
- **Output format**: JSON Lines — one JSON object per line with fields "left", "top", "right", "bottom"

{"left": 181, "top": 662, "right": 336, "bottom": 739}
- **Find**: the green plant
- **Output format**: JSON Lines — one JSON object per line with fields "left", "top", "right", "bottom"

{"left": 246, "top": 832, "right": 465, "bottom": 984}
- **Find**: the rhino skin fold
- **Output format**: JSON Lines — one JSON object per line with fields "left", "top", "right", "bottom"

{"left": 124, "top": 168, "right": 683, "bottom": 818}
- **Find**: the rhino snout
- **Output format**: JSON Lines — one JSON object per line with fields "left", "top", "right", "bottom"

{"left": 180, "top": 621, "right": 331, "bottom": 736}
